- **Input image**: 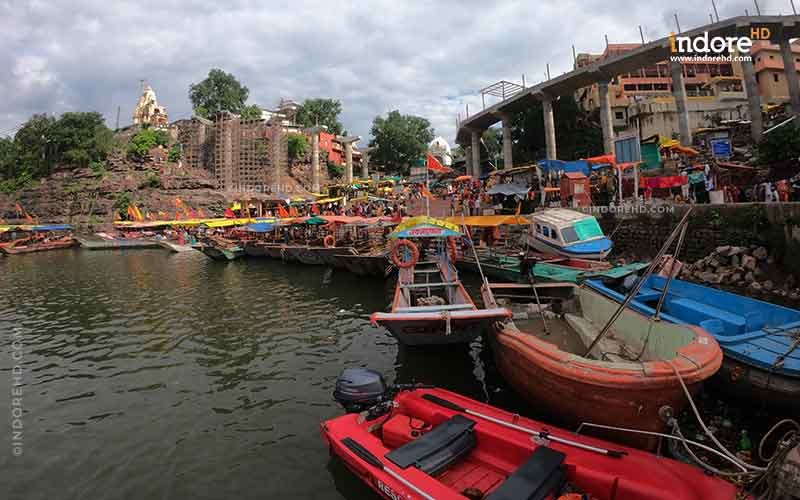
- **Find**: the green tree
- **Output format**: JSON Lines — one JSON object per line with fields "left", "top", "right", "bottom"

{"left": 511, "top": 95, "right": 602, "bottom": 163}
{"left": 0, "top": 136, "right": 17, "bottom": 180}
{"left": 287, "top": 133, "right": 309, "bottom": 160}
{"left": 295, "top": 99, "right": 344, "bottom": 135}
{"left": 49, "top": 112, "right": 114, "bottom": 168}
{"left": 189, "top": 69, "right": 252, "bottom": 118}
{"left": 370, "top": 111, "right": 434, "bottom": 175}
{"left": 758, "top": 123, "right": 800, "bottom": 164}
{"left": 240, "top": 104, "right": 263, "bottom": 120}
{"left": 127, "top": 128, "right": 170, "bottom": 162}
{"left": 482, "top": 128, "right": 502, "bottom": 169}
{"left": 13, "top": 114, "right": 56, "bottom": 179}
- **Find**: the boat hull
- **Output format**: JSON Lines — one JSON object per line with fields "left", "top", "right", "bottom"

{"left": 0, "top": 239, "right": 77, "bottom": 254}
{"left": 157, "top": 241, "right": 194, "bottom": 253}
{"left": 78, "top": 238, "right": 161, "bottom": 250}
{"left": 322, "top": 387, "right": 743, "bottom": 500}
{"left": 338, "top": 254, "right": 391, "bottom": 277}
{"left": 199, "top": 245, "right": 243, "bottom": 261}
{"left": 528, "top": 237, "right": 611, "bottom": 260}
{"left": 371, "top": 309, "right": 511, "bottom": 346}
{"left": 455, "top": 257, "right": 522, "bottom": 283}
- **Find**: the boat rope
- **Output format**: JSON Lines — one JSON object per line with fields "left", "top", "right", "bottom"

{"left": 666, "top": 360, "right": 767, "bottom": 473}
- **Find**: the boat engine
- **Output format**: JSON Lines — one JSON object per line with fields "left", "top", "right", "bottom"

{"left": 333, "top": 368, "right": 387, "bottom": 413}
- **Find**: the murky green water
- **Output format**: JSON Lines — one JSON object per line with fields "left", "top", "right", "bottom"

{"left": 0, "top": 250, "right": 524, "bottom": 500}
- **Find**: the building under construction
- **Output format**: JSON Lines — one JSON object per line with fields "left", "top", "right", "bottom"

{"left": 176, "top": 112, "right": 289, "bottom": 195}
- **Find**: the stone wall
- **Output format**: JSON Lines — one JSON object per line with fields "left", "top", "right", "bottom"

{"left": 594, "top": 203, "right": 800, "bottom": 275}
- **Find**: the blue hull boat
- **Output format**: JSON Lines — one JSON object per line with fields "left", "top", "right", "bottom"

{"left": 586, "top": 275, "right": 800, "bottom": 410}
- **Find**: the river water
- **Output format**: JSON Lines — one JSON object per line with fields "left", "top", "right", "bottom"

{"left": 0, "top": 250, "right": 527, "bottom": 500}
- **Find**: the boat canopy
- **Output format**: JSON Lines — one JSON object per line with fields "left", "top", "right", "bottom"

{"left": 245, "top": 222, "right": 275, "bottom": 233}
{"left": 2, "top": 224, "right": 73, "bottom": 232}
{"left": 389, "top": 216, "right": 461, "bottom": 239}
{"left": 486, "top": 183, "right": 530, "bottom": 197}
{"left": 444, "top": 215, "right": 528, "bottom": 227}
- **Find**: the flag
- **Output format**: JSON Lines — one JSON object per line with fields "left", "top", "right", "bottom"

{"left": 420, "top": 184, "right": 435, "bottom": 200}
{"left": 311, "top": 203, "right": 319, "bottom": 215}
{"left": 277, "top": 204, "right": 289, "bottom": 218}
{"left": 426, "top": 153, "right": 451, "bottom": 173}
{"left": 224, "top": 208, "right": 236, "bottom": 218}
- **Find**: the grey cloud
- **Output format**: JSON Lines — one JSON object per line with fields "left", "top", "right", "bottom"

{"left": 0, "top": 0, "right": 790, "bottom": 141}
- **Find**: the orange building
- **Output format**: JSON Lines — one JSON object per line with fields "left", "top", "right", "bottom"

{"left": 751, "top": 40, "right": 800, "bottom": 104}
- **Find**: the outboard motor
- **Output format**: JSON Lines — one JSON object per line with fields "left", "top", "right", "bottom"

{"left": 333, "top": 368, "right": 387, "bottom": 413}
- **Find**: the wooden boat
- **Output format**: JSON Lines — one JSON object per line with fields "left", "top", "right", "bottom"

{"left": 456, "top": 250, "right": 523, "bottom": 283}
{"left": 157, "top": 240, "right": 194, "bottom": 253}
{"left": 336, "top": 251, "right": 392, "bottom": 277}
{"left": 481, "top": 282, "right": 722, "bottom": 450}
{"left": 1, "top": 236, "right": 77, "bottom": 254}
{"left": 77, "top": 236, "right": 161, "bottom": 250}
{"left": 318, "top": 247, "right": 358, "bottom": 268}
{"left": 197, "top": 237, "right": 244, "bottom": 261}
{"left": 587, "top": 275, "right": 800, "bottom": 411}
{"left": 323, "top": 384, "right": 743, "bottom": 500}
{"left": 526, "top": 208, "right": 612, "bottom": 259}
{"left": 370, "top": 217, "right": 511, "bottom": 346}
{"left": 532, "top": 261, "right": 648, "bottom": 284}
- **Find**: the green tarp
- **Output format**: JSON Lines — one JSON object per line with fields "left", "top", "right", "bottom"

{"left": 574, "top": 217, "right": 604, "bottom": 241}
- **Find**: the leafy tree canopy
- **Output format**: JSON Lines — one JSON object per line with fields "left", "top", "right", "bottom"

{"left": 287, "top": 133, "right": 309, "bottom": 160}
{"left": 127, "top": 128, "right": 170, "bottom": 162}
{"left": 295, "top": 99, "right": 344, "bottom": 136}
{"left": 758, "top": 123, "right": 800, "bottom": 164}
{"left": 370, "top": 111, "right": 434, "bottom": 175}
{"left": 1, "top": 112, "right": 114, "bottom": 187}
{"left": 189, "top": 69, "right": 252, "bottom": 118}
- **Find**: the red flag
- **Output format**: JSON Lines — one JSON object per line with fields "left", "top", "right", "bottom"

{"left": 277, "top": 204, "right": 289, "bottom": 218}
{"left": 224, "top": 208, "right": 236, "bottom": 218}
{"left": 426, "top": 153, "right": 451, "bottom": 173}
{"left": 311, "top": 203, "right": 320, "bottom": 215}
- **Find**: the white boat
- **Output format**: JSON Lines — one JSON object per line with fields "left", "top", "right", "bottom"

{"left": 526, "top": 208, "right": 612, "bottom": 260}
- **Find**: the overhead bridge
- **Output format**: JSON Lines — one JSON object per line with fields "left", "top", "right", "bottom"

{"left": 456, "top": 15, "right": 800, "bottom": 175}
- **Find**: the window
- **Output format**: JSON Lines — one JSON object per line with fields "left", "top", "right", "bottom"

{"left": 561, "top": 226, "right": 580, "bottom": 244}
{"left": 615, "top": 111, "right": 625, "bottom": 120}
{"left": 769, "top": 55, "right": 775, "bottom": 59}
{"left": 535, "top": 223, "right": 542, "bottom": 234}
{"left": 542, "top": 226, "right": 550, "bottom": 237}
{"left": 549, "top": 227, "right": 559, "bottom": 240}
{"left": 774, "top": 73, "right": 780, "bottom": 83}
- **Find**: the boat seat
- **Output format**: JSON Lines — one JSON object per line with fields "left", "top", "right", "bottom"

{"left": 414, "top": 269, "right": 440, "bottom": 274}
{"left": 394, "top": 304, "right": 474, "bottom": 313}
{"left": 635, "top": 286, "right": 662, "bottom": 303}
{"left": 486, "top": 446, "right": 566, "bottom": 500}
{"left": 401, "top": 282, "right": 459, "bottom": 289}
{"left": 667, "top": 298, "right": 746, "bottom": 334}
{"left": 386, "top": 415, "right": 476, "bottom": 476}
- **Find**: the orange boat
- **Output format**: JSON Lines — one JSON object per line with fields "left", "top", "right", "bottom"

{"left": 481, "top": 282, "right": 723, "bottom": 450}
{"left": 0, "top": 224, "right": 77, "bottom": 255}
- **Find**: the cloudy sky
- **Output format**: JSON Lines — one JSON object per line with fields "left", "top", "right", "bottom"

{"left": 0, "top": 0, "right": 779, "bottom": 144}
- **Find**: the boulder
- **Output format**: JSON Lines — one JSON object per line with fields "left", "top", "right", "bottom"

{"left": 715, "top": 245, "right": 732, "bottom": 256}
{"left": 744, "top": 272, "right": 756, "bottom": 283}
{"left": 753, "top": 247, "right": 768, "bottom": 260}
{"left": 741, "top": 254, "right": 758, "bottom": 271}
{"left": 749, "top": 281, "right": 763, "bottom": 291}
{"left": 730, "top": 255, "right": 740, "bottom": 268}
{"left": 763, "top": 280, "right": 774, "bottom": 291}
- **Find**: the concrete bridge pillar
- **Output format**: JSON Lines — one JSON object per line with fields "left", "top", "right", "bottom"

{"left": 598, "top": 82, "right": 615, "bottom": 154}
{"left": 498, "top": 112, "right": 513, "bottom": 169}
{"left": 464, "top": 145, "right": 473, "bottom": 176}
{"left": 307, "top": 126, "right": 325, "bottom": 194}
{"left": 337, "top": 135, "right": 360, "bottom": 184}
{"left": 670, "top": 61, "right": 692, "bottom": 145}
{"left": 670, "top": 61, "right": 692, "bottom": 146}
{"left": 470, "top": 129, "right": 481, "bottom": 177}
{"left": 362, "top": 149, "right": 370, "bottom": 179}
{"left": 780, "top": 38, "right": 800, "bottom": 121}
{"left": 542, "top": 96, "right": 557, "bottom": 160}
{"left": 741, "top": 57, "right": 763, "bottom": 142}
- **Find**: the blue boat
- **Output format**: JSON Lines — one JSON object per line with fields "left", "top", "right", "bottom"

{"left": 586, "top": 275, "right": 800, "bottom": 410}
{"left": 526, "top": 209, "right": 613, "bottom": 260}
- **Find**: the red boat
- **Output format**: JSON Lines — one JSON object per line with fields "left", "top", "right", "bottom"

{"left": 322, "top": 383, "right": 743, "bottom": 500}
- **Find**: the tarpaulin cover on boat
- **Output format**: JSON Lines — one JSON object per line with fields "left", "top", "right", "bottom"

{"left": 444, "top": 215, "right": 528, "bottom": 227}
{"left": 30, "top": 224, "right": 73, "bottom": 231}
{"left": 245, "top": 223, "right": 275, "bottom": 232}
{"left": 486, "top": 184, "right": 530, "bottom": 197}
{"left": 390, "top": 216, "right": 461, "bottom": 238}
{"left": 642, "top": 175, "right": 689, "bottom": 189}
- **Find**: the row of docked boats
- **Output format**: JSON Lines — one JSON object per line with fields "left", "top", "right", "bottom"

{"left": 321, "top": 210, "right": 798, "bottom": 499}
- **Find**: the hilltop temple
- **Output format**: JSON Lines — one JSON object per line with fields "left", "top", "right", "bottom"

{"left": 133, "top": 83, "right": 168, "bottom": 128}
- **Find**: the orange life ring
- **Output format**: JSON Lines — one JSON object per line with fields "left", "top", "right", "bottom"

{"left": 447, "top": 237, "right": 459, "bottom": 262}
{"left": 323, "top": 235, "right": 336, "bottom": 248}
{"left": 391, "top": 239, "right": 419, "bottom": 268}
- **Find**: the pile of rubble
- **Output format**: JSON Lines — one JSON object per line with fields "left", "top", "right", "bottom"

{"left": 679, "top": 245, "right": 800, "bottom": 301}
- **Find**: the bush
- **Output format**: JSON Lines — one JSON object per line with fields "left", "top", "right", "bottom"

{"left": 0, "top": 171, "right": 33, "bottom": 194}
{"left": 112, "top": 192, "right": 133, "bottom": 212}
{"left": 90, "top": 160, "right": 107, "bottom": 177}
{"left": 168, "top": 144, "right": 182, "bottom": 163}
{"left": 140, "top": 173, "right": 162, "bottom": 189}
{"left": 127, "top": 128, "right": 170, "bottom": 162}
{"left": 287, "top": 133, "right": 309, "bottom": 160}
{"left": 327, "top": 161, "right": 344, "bottom": 179}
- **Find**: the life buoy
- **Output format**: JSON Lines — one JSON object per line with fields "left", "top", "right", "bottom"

{"left": 391, "top": 239, "right": 419, "bottom": 268}
{"left": 323, "top": 235, "right": 336, "bottom": 248}
{"left": 447, "top": 237, "right": 459, "bottom": 262}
